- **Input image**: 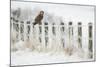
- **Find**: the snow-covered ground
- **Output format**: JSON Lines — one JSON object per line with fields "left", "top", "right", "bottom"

{"left": 11, "top": 49, "right": 94, "bottom": 66}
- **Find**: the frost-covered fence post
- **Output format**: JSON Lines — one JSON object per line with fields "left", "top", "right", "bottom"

{"left": 60, "top": 22, "right": 65, "bottom": 48}
{"left": 24, "top": 21, "right": 27, "bottom": 41}
{"left": 88, "top": 23, "right": 93, "bottom": 58}
{"left": 78, "top": 22, "right": 82, "bottom": 48}
{"left": 20, "top": 21, "right": 24, "bottom": 41}
{"left": 68, "top": 22, "right": 73, "bottom": 46}
{"left": 11, "top": 17, "right": 15, "bottom": 38}
{"left": 11, "top": 17, "right": 16, "bottom": 44}
{"left": 18, "top": 20, "right": 21, "bottom": 41}
{"left": 44, "top": 23, "right": 48, "bottom": 47}
{"left": 26, "top": 21, "right": 30, "bottom": 41}
{"left": 15, "top": 19, "right": 19, "bottom": 42}
{"left": 11, "top": 17, "right": 13, "bottom": 33}
{"left": 51, "top": 23, "right": 56, "bottom": 51}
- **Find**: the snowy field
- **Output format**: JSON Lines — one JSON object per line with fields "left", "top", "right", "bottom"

{"left": 11, "top": 49, "right": 94, "bottom": 66}
{"left": 11, "top": 1, "right": 95, "bottom": 66}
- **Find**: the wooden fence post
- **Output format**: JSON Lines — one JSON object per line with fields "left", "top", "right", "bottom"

{"left": 44, "top": 22, "right": 48, "bottom": 47}
{"left": 26, "top": 21, "right": 30, "bottom": 41}
{"left": 68, "top": 22, "right": 73, "bottom": 46}
{"left": 24, "top": 21, "right": 27, "bottom": 41}
{"left": 78, "top": 22, "right": 82, "bottom": 48}
{"left": 15, "top": 19, "right": 19, "bottom": 42}
{"left": 20, "top": 21, "right": 24, "bottom": 41}
{"left": 60, "top": 22, "right": 65, "bottom": 48}
{"left": 11, "top": 17, "right": 13, "bottom": 33}
{"left": 88, "top": 23, "right": 93, "bottom": 58}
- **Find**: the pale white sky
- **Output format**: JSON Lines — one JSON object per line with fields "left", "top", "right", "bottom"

{"left": 11, "top": 1, "right": 95, "bottom": 25}
{"left": 11, "top": 0, "right": 96, "bottom": 5}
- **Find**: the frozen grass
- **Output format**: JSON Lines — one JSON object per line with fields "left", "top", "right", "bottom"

{"left": 11, "top": 40, "right": 93, "bottom": 66}
{"left": 11, "top": 49, "right": 93, "bottom": 66}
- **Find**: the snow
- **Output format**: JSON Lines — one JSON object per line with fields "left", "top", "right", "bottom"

{"left": 11, "top": 40, "right": 94, "bottom": 66}
{"left": 11, "top": 50, "right": 93, "bottom": 66}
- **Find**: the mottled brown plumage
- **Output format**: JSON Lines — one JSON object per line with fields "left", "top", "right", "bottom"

{"left": 34, "top": 11, "right": 44, "bottom": 25}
